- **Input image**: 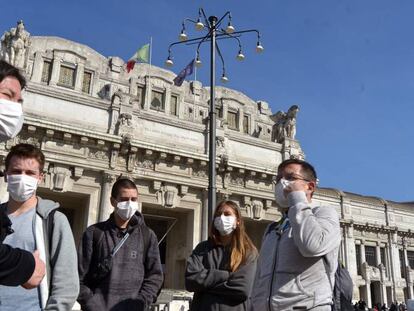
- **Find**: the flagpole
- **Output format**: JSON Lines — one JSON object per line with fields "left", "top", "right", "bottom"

{"left": 148, "top": 37, "right": 152, "bottom": 108}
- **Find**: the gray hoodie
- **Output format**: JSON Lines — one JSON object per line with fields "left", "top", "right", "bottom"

{"left": 0, "top": 197, "right": 79, "bottom": 311}
{"left": 250, "top": 191, "right": 341, "bottom": 311}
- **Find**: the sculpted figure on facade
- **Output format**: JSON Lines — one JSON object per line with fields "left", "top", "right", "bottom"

{"left": 216, "top": 135, "right": 229, "bottom": 166}
{"left": 0, "top": 20, "right": 30, "bottom": 68}
{"left": 271, "top": 105, "right": 299, "bottom": 143}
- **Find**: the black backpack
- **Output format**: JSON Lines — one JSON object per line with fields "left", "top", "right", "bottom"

{"left": 325, "top": 259, "right": 354, "bottom": 311}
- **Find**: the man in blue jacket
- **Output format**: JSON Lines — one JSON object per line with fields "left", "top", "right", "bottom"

{"left": 250, "top": 159, "right": 341, "bottom": 311}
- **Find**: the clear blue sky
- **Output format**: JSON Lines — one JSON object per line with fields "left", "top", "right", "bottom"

{"left": 1, "top": 0, "right": 413, "bottom": 202}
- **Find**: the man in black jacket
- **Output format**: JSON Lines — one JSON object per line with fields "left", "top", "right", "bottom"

{"left": 0, "top": 60, "right": 45, "bottom": 288}
{"left": 78, "top": 178, "right": 163, "bottom": 311}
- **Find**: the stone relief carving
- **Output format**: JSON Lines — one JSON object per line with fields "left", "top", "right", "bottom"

{"left": 156, "top": 184, "right": 180, "bottom": 208}
{"left": 1, "top": 20, "right": 30, "bottom": 68}
{"left": 245, "top": 198, "right": 264, "bottom": 220}
{"left": 216, "top": 136, "right": 229, "bottom": 166}
{"left": 137, "top": 158, "right": 154, "bottom": 170}
{"left": 271, "top": 105, "right": 299, "bottom": 143}
{"left": 45, "top": 164, "right": 74, "bottom": 192}
{"left": 89, "top": 149, "right": 109, "bottom": 160}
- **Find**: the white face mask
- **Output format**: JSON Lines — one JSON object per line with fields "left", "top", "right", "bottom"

{"left": 214, "top": 214, "right": 237, "bottom": 236}
{"left": 7, "top": 174, "right": 38, "bottom": 202}
{"left": 116, "top": 200, "right": 138, "bottom": 221}
{"left": 0, "top": 99, "right": 24, "bottom": 141}
{"left": 274, "top": 178, "right": 293, "bottom": 208}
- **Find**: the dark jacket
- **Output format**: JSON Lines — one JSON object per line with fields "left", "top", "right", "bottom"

{"left": 185, "top": 239, "right": 257, "bottom": 311}
{"left": 77, "top": 212, "right": 163, "bottom": 311}
{"left": 0, "top": 206, "right": 35, "bottom": 286}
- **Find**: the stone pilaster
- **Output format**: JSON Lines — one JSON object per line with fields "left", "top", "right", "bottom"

{"left": 31, "top": 52, "right": 43, "bottom": 83}
{"left": 74, "top": 61, "right": 85, "bottom": 92}
{"left": 99, "top": 172, "right": 116, "bottom": 222}
{"left": 49, "top": 55, "right": 61, "bottom": 86}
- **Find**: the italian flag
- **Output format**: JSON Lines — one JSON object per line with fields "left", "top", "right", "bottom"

{"left": 127, "top": 43, "right": 150, "bottom": 73}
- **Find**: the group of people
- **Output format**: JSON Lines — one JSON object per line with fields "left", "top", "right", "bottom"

{"left": 354, "top": 300, "right": 408, "bottom": 311}
{"left": 0, "top": 58, "right": 342, "bottom": 311}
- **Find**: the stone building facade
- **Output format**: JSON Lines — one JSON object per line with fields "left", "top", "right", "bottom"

{"left": 1, "top": 22, "right": 414, "bottom": 309}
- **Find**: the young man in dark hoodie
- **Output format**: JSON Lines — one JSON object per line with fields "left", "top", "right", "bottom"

{"left": 78, "top": 178, "right": 163, "bottom": 311}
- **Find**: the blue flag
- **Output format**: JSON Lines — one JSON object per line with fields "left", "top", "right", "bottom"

{"left": 173, "top": 59, "right": 195, "bottom": 86}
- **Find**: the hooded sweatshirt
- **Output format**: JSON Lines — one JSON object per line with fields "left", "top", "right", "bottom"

{"left": 0, "top": 197, "right": 79, "bottom": 311}
{"left": 77, "top": 212, "right": 163, "bottom": 311}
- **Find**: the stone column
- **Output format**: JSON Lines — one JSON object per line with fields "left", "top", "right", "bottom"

{"left": 382, "top": 285, "right": 388, "bottom": 307}
{"left": 376, "top": 243, "right": 382, "bottom": 266}
{"left": 366, "top": 280, "right": 372, "bottom": 308}
{"left": 201, "top": 188, "right": 209, "bottom": 241}
{"left": 99, "top": 172, "right": 116, "bottom": 222}
{"left": 31, "top": 52, "right": 43, "bottom": 83}
{"left": 164, "top": 88, "right": 171, "bottom": 115}
{"left": 403, "top": 242, "right": 414, "bottom": 299}
{"left": 361, "top": 240, "right": 366, "bottom": 265}
{"left": 74, "top": 61, "right": 85, "bottom": 92}
{"left": 238, "top": 109, "right": 244, "bottom": 133}
{"left": 144, "top": 75, "right": 151, "bottom": 110}
{"left": 49, "top": 55, "right": 61, "bottom": 86}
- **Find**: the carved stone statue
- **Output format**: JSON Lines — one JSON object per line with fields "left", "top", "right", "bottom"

{"left": 1, "top": 20, "right": 30, "bottom": 68}
{"left": 270, "top": 105, "right": 299, "bottom": 143}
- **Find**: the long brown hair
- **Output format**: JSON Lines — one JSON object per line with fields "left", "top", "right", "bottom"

{"left": 209, "top": 200, "right": 257, "bottom": 272}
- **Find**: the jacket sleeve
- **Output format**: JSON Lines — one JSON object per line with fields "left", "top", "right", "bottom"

{"left": 76, "top": 226, "right": 95, "bottom": 308}
{"left": 287, "top": 191, "right": 341, "bottom": 257}
{"left": 207, "top": 256, "right": 257, "bottom": 303}
{"left": 45, "top": 212, "right": 80, "bottom": 311}
{"left": 136, "top": 228, "right": 163, "bottom": 308}
{"left": 185, "top": 242, "right": 230, "bottom": 292}
{"left": 0, "top": 243, "right": 35, "bottom": 286}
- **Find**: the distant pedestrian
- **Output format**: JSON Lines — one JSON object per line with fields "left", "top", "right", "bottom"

{"left": 185, "top": 200, "right": 258, "bottom": 311}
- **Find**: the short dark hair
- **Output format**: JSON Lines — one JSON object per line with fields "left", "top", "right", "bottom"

{"left": 0, "top": 60, "right": 26, "bottom": 90}
{"left": 278, "top": 158, "right": 317, "bottom": 182}
{"left": 111, "top": 178, "right": 137, "bottom": 198}
{"left": 5, "top": 143, "right": 45, "bottom": 172}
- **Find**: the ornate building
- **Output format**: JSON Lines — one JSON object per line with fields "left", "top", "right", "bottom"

{"left": 1, "top": 21, "right": 414, "bottom": 310}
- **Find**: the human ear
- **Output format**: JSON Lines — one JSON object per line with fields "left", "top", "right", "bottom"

{"left": 110, "top": 197, "right": 117, "bottom": 208}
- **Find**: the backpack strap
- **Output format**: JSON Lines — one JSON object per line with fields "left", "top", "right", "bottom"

{"left": 140, "top": 224, "right": 150, "bottom": 265}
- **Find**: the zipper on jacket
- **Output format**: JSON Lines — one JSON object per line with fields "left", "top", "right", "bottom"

{"left": 267, "top": 229, "right": 282, "bottom": 311}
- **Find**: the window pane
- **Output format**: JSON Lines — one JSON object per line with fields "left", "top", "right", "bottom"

{"left": 400, "top": 250, "right": 406, "bottom": 278}
{"left": 137, "top": 86, "right": 145, "bottom": 109}
{"left": 355, "top": 244, "right": 361, "bottom": 275}
{"left": 58, "top": 65, "right": 75, "bottom": 88}
{"left": 170, "top": 95, "right": 178, "bottom": 116}
{"left": 151, "top": 90, "right": 164, "bottom": 111}
{"left": 41, "top": 61, "right": 52, "bottom": 83}
{"left": 365, "top": 246, "right": 376, "bottom": 266}
{"left": 243, "top": 115, "right": 249, "bottom": 133}
{"left": 227, "top": 111, "right": 238, "bottom": 129}
{"left": 82, "top": 72, "right": 92, "bottom": 93}
{"left": 407, "top": 251, "right": 414, "bottom": 269}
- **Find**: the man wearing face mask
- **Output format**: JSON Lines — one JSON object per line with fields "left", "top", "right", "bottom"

{"left": 0, "top": 143, "right": 79, "bottom": 310}
{"left": 77, "top": 178, "right": 163, "bottom": 311}
{"left": 250, "top": 159, "right": 341, "bottom": 311}
{"left": 0, "top": 60, "right": 46, "bottom": 289}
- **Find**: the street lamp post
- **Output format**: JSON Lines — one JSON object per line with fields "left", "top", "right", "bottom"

{"left": 166, "top": 8, "right": 263, "bottom": 230}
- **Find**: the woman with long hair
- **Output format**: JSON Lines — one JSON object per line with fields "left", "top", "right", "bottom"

{"left": 185, "top": 200, "right": 258, "bottom": 311}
